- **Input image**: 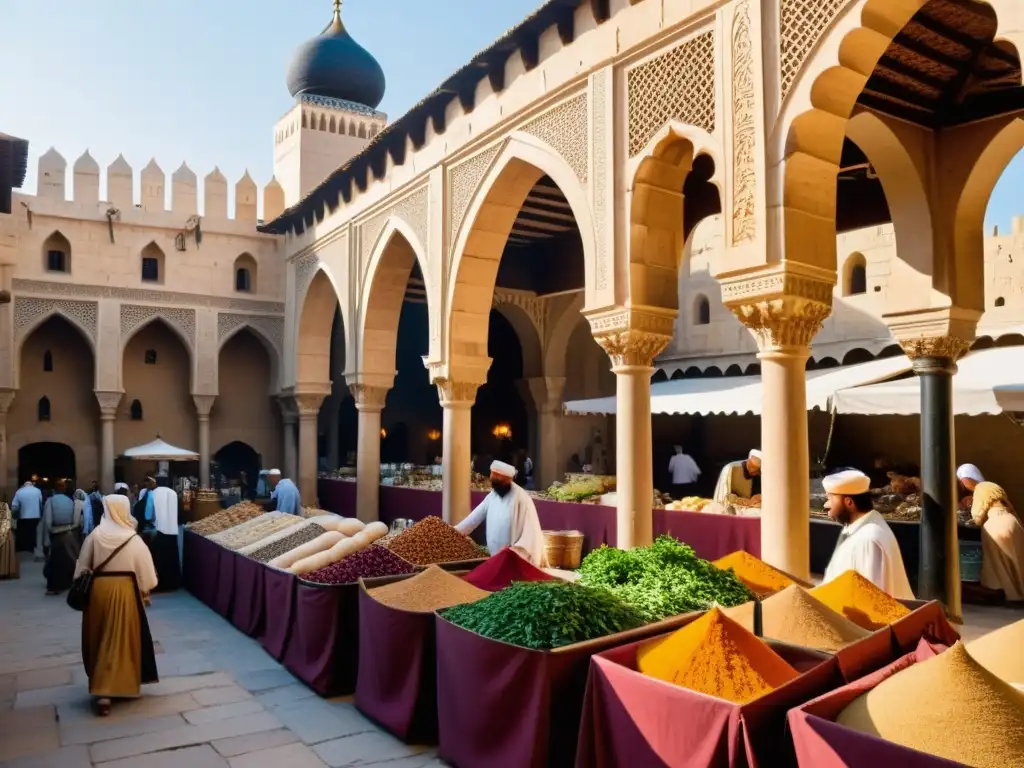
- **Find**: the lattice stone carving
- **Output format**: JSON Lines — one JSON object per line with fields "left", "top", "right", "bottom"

{"left": 732, "top": 2, "right": 757, "bottom": 245}
{"left": 12, "top": 279, "right": 283, "bottom": 314}
{"left": 359, "top": 186, "right": 429, "bottom": 272}
{"left": 780, "top": 0, "right": 851, "bottom": 100}
{"left": 592, "top": 69, "right": 610, "bottom": 291}
{"left": 493, "top": 289, "right": 546, "bottom": 343}
{"left": 520, "top": 93, "right": 589, "bottom": 185}
{"left": 14, "top": 297, "right": 98, "bottom": 344}
{"left": 217, "top": 313, "right": 284, "bottom": 354}
{"left": 294, "top": 253, "right": 320, "bottom": 304}
{"left": 120, "top": 305, "right": 196, "bottom": 348}
{"left": 627, "top": 30, "right": 716, "bottom": 157}
{"left": 449, "top": 143, "right": 504, "bottom": 242}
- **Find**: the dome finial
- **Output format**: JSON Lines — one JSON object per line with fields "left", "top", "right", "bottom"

{"left": 333, "top": 0, "right": 342, "bottom": 20}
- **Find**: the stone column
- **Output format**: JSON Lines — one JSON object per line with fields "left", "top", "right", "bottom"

{"left": 436, "top": 379, "right": 480, "bottom": 524}
{"left": 0, "top": 390, "right": 15, "bottom": 496}
{"left": 518, "top": 377, "right": 566, "bottom": 489}
{"left": 723, "top": 267, "right": 834, "bottom": 581}
{"left": 193, "top": 395, "right": 216, "bottom": 488}
{"left": 350, "top": 385, "right": 389, "bottom": 523}
{"left": 325, "top": 396, "right": 342, "bottom": 472}
{"left": 95, "top": 392, "right": 123, "bottom": 493}
{"left": 294, "top": 393, "right": 326, "bottom": 507}
{"left": 278, "top": 397, "right": 297, "bottom": 479}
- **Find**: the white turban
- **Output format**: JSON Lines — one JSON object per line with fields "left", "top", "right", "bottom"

{"left": 269, "top": 469, "right": 282, "bottom": 477}
{"left": 822, "top": 469, "right": 870, "bottom": 496}
{"left": 748, "top": 449, "right": 763, "bottom": 461}
{"left": 957, "top": 464, "right": 984, "bottom": 484}
{"left": 114, "top": 482, "right": 129, "bottom": 493}
{"left": 490, "top": 460, "right": 517, "bottom": 479}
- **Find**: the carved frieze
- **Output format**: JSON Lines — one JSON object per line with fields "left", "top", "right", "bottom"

{"left": 217, "top": 312, "right": 284, "bottom": 355}
{"left": 520, "top": 93, "right": 589, "bottom": 185}
{"left": 12, "top": 279, "right": 283, "bottom": 314}
{"left": 591, "top": 69, "right": 610, "bottom": 292}
{"left": 731, "top": 2, "right": 757, "bottom": 245}
{"left": 120, "top": 305, "right": 197, "bottom": 349}
{"left": 358, "top": 186, "right": 429, "bottom": 273}
{"left": 13, "top": 297, "right": 98, "bottom": 345}
{"left": 448, "top": 142, "right": 504, "bottom": 243}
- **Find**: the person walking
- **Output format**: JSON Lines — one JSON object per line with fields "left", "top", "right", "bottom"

{"left": 11, "top": 479, "right": 43, "bottom": 553}
{"left": 0, "top": 500, "right": 19, "bottom": 580}
{"left": 41, "top": 480, "right": 82, "bottom": 595}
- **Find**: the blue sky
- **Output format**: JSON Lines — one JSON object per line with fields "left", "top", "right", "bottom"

{"left": 1, "top": 0, "right": 1020, "bottom": 230}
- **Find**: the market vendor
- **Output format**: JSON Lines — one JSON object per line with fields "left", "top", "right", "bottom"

{"left": 668, "top": 445, "right": 701, "bottom": 499}
{"left": 712, "top": 449, "right": 762, "bottom": 505}
{"left": 456, "top": 460, "right": 545, "bottom": 565}
{"left": 957, "top": 463, "right": 984, "bottom": 510}
{"left": 264, "top": 469, "right": 301, "bottom": 514}
{"left": 822, "top": 468, "right": 914, "bottom": 599}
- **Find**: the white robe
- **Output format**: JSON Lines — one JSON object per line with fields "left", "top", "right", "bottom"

{"left": 713, "top": 461, "right": 754, "bottom": 504}
{"left": 456, "top": 483, "right": 545, "bottom": 565}
{"left": 151, "top": 487, "right": 179, "bottom": 536}
{"left": 823, "top": 509, "right": 915, "bottom": 599}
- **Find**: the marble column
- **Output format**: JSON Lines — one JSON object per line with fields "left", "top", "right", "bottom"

{"left": 95, "top": 391, "right": 123, "bottom": 493}
{"left": 518, "top": 377, "right": 566, "bottom": 490}
{"left": 294, "top": 393, "right": 326, "bottom": 507}
{"left": 436, "top": 379, "right": 479, "bottom": 525}
{"left": 193, "top": 395, "right": 216, "bottom": 488}
{"left": 278, "top": 397, "right": 297, "bottom": 479}
{"left": 0, "top": 390, "right": 15, "bottom": 496}
{"left": 350, "top": 384, "right": 389, "bottom": 523}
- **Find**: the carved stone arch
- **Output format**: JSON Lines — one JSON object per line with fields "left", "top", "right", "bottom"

{"left": 295, "top": 265, "right": 345, "bottom": 389}
{"left": 446, "top": 135, "right": 599, "bottom": 372}
{"left": 492, "top": 294, "right": 544, "bottom": 379}
{"left": 543, "top": 292, "right": 585, "bottom": 379}
{"left": 12, "top": 298, "right": 98, "bottom": 389}
{"left": 119, "top": 311, "right": 197, "bottom": 392}
{"left": 217, "top": 315, "right": 284, "bottom": 395}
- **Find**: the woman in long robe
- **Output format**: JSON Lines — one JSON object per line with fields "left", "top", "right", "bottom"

{"left": 972, "top": 482, "right": 1024, "bottom": 603}
{"left": 75, "top": 494, "right": 158, "bottom": 716}
{"left": 0, "top": 501, "right": 18, "bottom": 579}
{"left": 42, "top": 482, "right": 82, "bottom": 595}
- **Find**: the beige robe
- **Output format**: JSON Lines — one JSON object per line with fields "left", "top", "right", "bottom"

{"left": 76, "top": 528, "right": 158, "bottom": 594}
{"left": 713, "top": 461, "right": 754, "bottom": 504}
{"left": 980, "top": 509, "right": 1024, "bottom": 602}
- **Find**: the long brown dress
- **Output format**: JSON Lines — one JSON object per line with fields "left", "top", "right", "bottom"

{"left": 972, "top": 482, "right": 1024, "bottom": 602}
{"left": 0, "top": 502, "right": 19, "bottom": 579}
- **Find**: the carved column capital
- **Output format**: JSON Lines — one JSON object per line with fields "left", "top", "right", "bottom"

{"left": 595, "top": 331, "right": 671, "bottom": 369}
{"left": 193, "top": 395, "right": 216, "bottom": 420}
{"left": 348, "top": 384, "right": 389, "bottom": 413}
{"left": 586, "top": 306, "right": 675, "bottom": 369}
{"left": 95, "top": 391, "right": 123, "bottom": 418}
{"left": 885, "top": 306, "right": 980, "bottom": 374}
{"left": 294, "top": 393, "right": 327, "bottom": 418}
{"left": 434, "top": 378, "right": 480, "bottom": 409}
{"left": 901, "top": 337, "right": 972, "bottom": 375}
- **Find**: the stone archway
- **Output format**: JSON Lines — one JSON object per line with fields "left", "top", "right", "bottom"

{"left": 214, "top": 329, "right": 280, "bottom": 473}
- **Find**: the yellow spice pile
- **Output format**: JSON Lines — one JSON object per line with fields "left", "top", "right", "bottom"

{"left": 637, "top": 607, "right": 799, "bottom": 705}
{"left": 713, "top": 551, "right": 795, "bottom": 596}
{"left": 725, "top": 585, "right": 870, "bottom": 653}
{"left": 967, "top": 618, "right": 1024, "bottom": 685}
{"left": 810, "top": 570, "right": 910, "bottom": 630}
{"left": 837, "top": 642, "right": 1024, "bottom": 767}
{"left": 368, "top": 565, "right": 489, "bottom": 613}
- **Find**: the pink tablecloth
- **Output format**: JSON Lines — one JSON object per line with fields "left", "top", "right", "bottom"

{"left": 317, "top": 478, "right": 357, "bottom": 517}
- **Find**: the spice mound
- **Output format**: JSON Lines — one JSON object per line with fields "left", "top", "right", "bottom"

{"left": 211, "top": 513, "right": 302, "bottom": 550}
{"left": 304, "top": 546, "right": 415, "bottom": 585}
{"left": 188, "top": 502, "right": 264, "bottom": 536}
{"left": 441, "top": 581, "right": 645, "bottom": 650}
{"left": 810, "top": 570, "right": 910, "bottom": 630}
{"left": 837, "top": 642, "right": 1024, "bottom": 767}
{"left": 248, "top": 523, "right": 327, "bottom": 564}
{"left": 638, "top": 608, "right": 799, "bottom": 704}
{"left": 369, "top": 565, "right": 489, "bottom": 612}
{"left": 725, "top": 585, "right": 869, "bottom": 653}
{"left": 967, "top": 618, "right": 1024, "bottom": 685}
{"left": 384, "top": 516, "right": 482, "bottom": 565}
{"left": 463, "top": 547, "right": 552, "bottom": 592}
{"left": 713, "top": 551, "right": 795, "bottom": 597}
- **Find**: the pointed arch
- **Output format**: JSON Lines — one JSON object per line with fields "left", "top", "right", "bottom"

{"left": 543, "top": 292, "right": 585, "bottom": 378}
{"left": 14, "top": 309, "right": 96, "bottom": 390}
{"left": 296, "top": 268, "right": 342, "bottom": 388}
{"left": 329, "top": 116, "right": 337, "bottom": 133}
{"left": 492, "top": 302, "right": 543, "bottom": 379}
{"left": 119, "top": 315, "right": 196, "bottom": 393}
{"left": 218, "top": 322, "right": 282, "bottom": 395}
{"left": 42, "top": 230, "right": 72, "bottom": 273}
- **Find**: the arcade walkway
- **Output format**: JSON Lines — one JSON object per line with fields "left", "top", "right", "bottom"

{"left": 0, "top": 557, "right": 441, "bottom": 768}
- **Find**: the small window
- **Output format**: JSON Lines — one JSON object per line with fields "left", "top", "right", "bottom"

{"left": 47, "top": 250, "right": 68, "bottom": 272}
{"left": 235, "top": 268, "right": 251, "bottom": 292}
{"left": 130, "top": 400, "right": 143, "bottom": 421}
{"left": 42, "top": 231, "right": 72, "bottom": 273}
{"left": 849, "top": 264, "right": 867, "bottom": 295}
{"left": 995, "top": 296, "right": 1006, "bottom": 307}
{"left": 694, "top": 295, "right": 711, "bottom": 326}
{"left": 43, "top": 350, "right": 53, "bottom": 372}
{"left": 144, "top": 349, "right": 157, "bottom": 365}
{"left": 38, "top": 396, "right": 51, "bottom": 422}
{"left": 141, "top": 257, "right": 160, "bottom": 282}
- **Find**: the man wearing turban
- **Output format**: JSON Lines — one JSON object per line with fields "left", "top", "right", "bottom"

{"left": 713, "top": 449, "right": 762, "bottom": 506}
{"left": 456, "top": 460, "right": 545, "bottom": 565}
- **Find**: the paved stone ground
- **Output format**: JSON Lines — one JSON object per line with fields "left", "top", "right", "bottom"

{"left": 0, "top": 556, "right": 442, "bottom": 768}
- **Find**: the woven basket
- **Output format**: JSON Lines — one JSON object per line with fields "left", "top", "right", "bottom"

{"left": 543, "top": 530, "right": 584, "bottom": 570}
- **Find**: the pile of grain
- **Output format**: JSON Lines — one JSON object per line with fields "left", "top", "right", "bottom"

{"left": 810, "top": 570, "right": 911, "bottom": 630}
{"left": 237, "top": 519, "right": 313, "bottom": 555}
{"left": 837, "top": 642, "right": 1024, "bottom": 766}
{"left": 207, "top": 512, "right": 282, "bottom": 543}
{"left": 967, "top": 618, "right": 1024, "bottom": 685}
{"left": 638, "top": 608, "right": 799, "bottom": 704}
{"left": 303, "top": 546, "right": 416, "bottom": 585}
{"left": 302, "top": 506, "right": 331, "bottom": 518}
{"left": 248, "top": 523, "right": 327, "bottom": 564}
{"left": 713, "top": 551, "right": 795, "bottom": 597}
{"left": 725, "top": 585, "right": 870, "bottom": 653}
{"left": 369, "top": 565, "right": 489, "bottom": 612}
{"left": 384, "top": 516, "right": 482, "bottom": 565}
{"left": 211, "top": 514, "right": 303, "bottom": 550}
{"left": 187, "top": 502, "right": 265, "bottom": 536}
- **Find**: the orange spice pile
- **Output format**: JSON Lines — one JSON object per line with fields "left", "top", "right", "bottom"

{"left": 713, "top": 551, "right": 795, "bottom": 597}
{"left": 810, "top": 570, "right": 910, "bottom": 630}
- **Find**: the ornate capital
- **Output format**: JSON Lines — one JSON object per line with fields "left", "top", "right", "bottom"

{"left": 901, "top": 337, "right": 971, "bottom": 376}
{"left": 0, "top": 389, "right": 15, "bottom": 415}
{"left": 586, "top": 306, "right": 675, "bottom": 369}
{"left": 435, "top": 378, "right": 479, "bottom": 408}
{"left": 94, "top": 391, "right": 123, "bottom": 418}
{"left": 349, "top": 384, "right": 389, "bottom": 412}
{"left": 294, "top": 393, "right": 326, "bottom": 418}
{"left": 885, "top": 307, "right": 979, "bottom": 371}
{"left": 596, "top": 331, "right": 670, "bottom": 369}
{"left": 192, "top": 395, "right": 216, "bottom": 419}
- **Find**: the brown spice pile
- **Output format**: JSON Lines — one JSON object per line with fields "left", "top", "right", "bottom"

{"left": 248, "top": 523, "right": 327, "bottom": 564}
{"left": 188, "top": 502, "right": 265, "bottom": 536}
{"left": 810, "top": 570, "right": 911, "bottom": 630}
{"left": 383, "top": 516, "right": 482, "bottom": 565}
{"left": 967, "top": 618, "right": 1024, "bottom": 685}
{"left": 725, "top": 585, "right": 870, "bottom": 653}
{"left": 837, "top": 642, "right": 1024, "bottom": 766}
{"left": 368, "top": 565, "right": 489, "bottom": 612}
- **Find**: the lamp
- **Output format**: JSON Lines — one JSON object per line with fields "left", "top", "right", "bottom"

{"left": 492, "top": 423, "right": 512, "bottom": 440}
{"left": 427, "top": 429, "right": 441, "bottom": 441}
{"left": 380, "top": 428, "right": 388, "bottom": 439}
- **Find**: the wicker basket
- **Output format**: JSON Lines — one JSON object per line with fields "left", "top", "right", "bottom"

{"left": 543, "top": 530, "right": 584, "bottom": 570}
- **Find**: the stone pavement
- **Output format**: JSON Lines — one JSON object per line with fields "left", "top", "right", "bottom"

{"left": 0, "top": 556, "right": 442, "bottom": 768}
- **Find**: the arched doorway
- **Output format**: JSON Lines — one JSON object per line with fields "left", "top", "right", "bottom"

{"left": 213, "top": 441, "right": 261, "bottom": 487}
{"left": 474, "top": 309, "right": 529, "bottom": 467}
{"left": 18, "top": 442, "right": 75, "bottom": 487}
{"left": 214, "top": 328, "right": 280, "bottom": 472}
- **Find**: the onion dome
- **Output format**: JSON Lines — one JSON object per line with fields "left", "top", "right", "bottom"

{"left": 286, "top": 0, "right": 386, "bottom": 110}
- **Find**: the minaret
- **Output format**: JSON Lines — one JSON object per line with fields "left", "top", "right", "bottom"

{"left": 274, "top": 0, "right": 388, "bottom": 208}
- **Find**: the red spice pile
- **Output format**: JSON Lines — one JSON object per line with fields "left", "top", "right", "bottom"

{"left": 464, "top": 547, "right": 553, "bottom": 592}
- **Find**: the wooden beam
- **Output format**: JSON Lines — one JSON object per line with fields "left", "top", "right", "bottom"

{"left": 590, "top": 0, "right": 610, "bottom": 24}
{"left": 518, "top": 32, "right": 540, "bottom": 71}
{"left": 556, "top": 8, "right": 575, "bottom": 44}
{"left": 486, "top": 53, "right": 508, "bottom": 92}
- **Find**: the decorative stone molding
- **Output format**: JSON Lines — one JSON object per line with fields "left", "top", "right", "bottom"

{"left": 348, "top": 384, "right": 389, "bottom": 412}
{"left": 12, "top": 278, "right": 283, "bottom": 314}
{"left": 434, "top": 378, "right": 480, "bottom": 408}
{"left": 900, "top": 337, "right": 972, "bottom": 364}
{"left": 586, "top": 306, "right": 677, "bottom": 339}
{"left": 120, "top": 305, "right": 197, "bottom": 350}
{"left": 520, "top": 93, "right": 589, "bottom": 185}
{"left": 359, "top": 186, "right": 429, "bottom": 272}
{"left": 14, "top": 297, "right": 98, "bottom": 346}
{"left": 627, "top": 30, "right": 716, "bottom": 157}
{"left": 448, "top": 142, "right": 505, "bottom": 241}
{"left": 217, "top": 312, "right": 284, "bottom": 354}
{"left": 192, "top": 394, "right": 216, "bottom": 418}
{"left": 731, "top": 2, "right": 757, "bottom": 245}
{"left": 591, "top": 69, "right": 610, "bottom": 292}
{"left": 294, "top": 393, "right": 327, "bottom": 417}
{"left": 493, "top": 289, "right": 545, "bottom": 343}
{"left": 94, "top": 391, "right": 123, "bottom": 417}
{"left": 780, "top": 0, "right": 851, "bottom": 101}
{"left": 294, "top": 253, "right": 321, "bottom": 305}
{"left": 596, "top": 331, "right": 671, "bottom": 369}
{"left": 722, "top": 267, "right": 834, "bottom": 351}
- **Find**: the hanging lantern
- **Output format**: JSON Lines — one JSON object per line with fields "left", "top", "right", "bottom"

{"left": 380, "top": 428, "right": 388, "bottom": 439}
{"left": 427, "top": 429, "right": 441, "bottom": 441}
{"left": 492, "top": 423, "right": 512, "bottom": 440}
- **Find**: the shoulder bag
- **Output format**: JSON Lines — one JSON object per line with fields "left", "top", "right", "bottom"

{"left": 67, "top": 534, "right": 138, "bottom": 611}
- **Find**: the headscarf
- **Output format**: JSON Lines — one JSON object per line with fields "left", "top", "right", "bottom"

{"left": 971, "top": 482, "right": 1020, "bottom": 526}
{"left": 957, "top": 464, "right": 984, "bottom": 484}
{"left": 102, "top": 493, "right": 138, "bottom": 531}
{"left": 73, "top": 489, "right": 87, "bottom": 530}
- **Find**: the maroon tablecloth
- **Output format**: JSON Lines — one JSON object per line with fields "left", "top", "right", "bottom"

{"left": 231, "top": 554, "right": 266, "bottom": 637}
{"left": 258, "top": 567, "right": 297, "bottom": 661}
{"left": 213, "top": 547, "right": 237, "bottom": 621}
{"left": 280, "top": 580, "right": 354, "bottom": 696}
{"left": 653, "top": 509, "right": 761, "bottom": 561}
{"left": 317, "top": 478, "right": 357, "bottom": 517}
{"left": 891, "top": 600, "right": 960, "bottom": 656}
{"left": 182, "top": 530, "right": 220, "bottom": 609}
{"left": 576, "top": 636, "right": 838, "bottom": 768}
{"left": 435, "top": 613, "right": 700, "bottom": 768}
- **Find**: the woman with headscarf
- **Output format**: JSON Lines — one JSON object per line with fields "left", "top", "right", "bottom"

{"left": 971, "top": 482, "right": 1024, "bottom": 603}
{"left": 42, "top": 480, "right": 82, "bottom": 595}
{"left": 0, "top": 499, "right": 19, "bottom": 579}
{"left": 75, "top": 494, "right": 158, "bottom": 716}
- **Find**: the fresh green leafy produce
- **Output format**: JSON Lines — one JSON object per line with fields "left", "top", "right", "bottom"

{"left": 578, "top": 536, "right": 754, "bottom": 621}
{"left": 440, "top": 580, "right": 645, "bottom": 650}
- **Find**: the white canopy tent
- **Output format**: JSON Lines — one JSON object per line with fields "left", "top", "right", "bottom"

{"left": 831, "top": 346, "right": 1024, "bottom": 416}
{"left": 563, "top": 355, "right": 912, "bottom": 417}
{"left": 122, "top": 437, "right": 199, "bottom": 461}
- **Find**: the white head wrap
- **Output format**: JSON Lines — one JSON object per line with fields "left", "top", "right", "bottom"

{"left": 114, "top": 482, "right": 130, "bottom": 493}
{"left": 490, "top": 460, "right": 517, "bottom": 479}
{"left": 269, "top": 469, "right": 282, "bottom": 477}
{"left": 956, "top": 464, "right": 984, "bottom": 484}
{"left": 748, "top": 449, "right": 763, "bottom": 461}
{"left": 822, "top": 469, "right": 871, "bottom": 496}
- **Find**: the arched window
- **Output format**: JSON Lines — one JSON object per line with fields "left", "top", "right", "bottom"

{"left": 130, "top": 400, "right": 143, "bottom": 421}
{"left": 301, "top": 111, "right": 308, "bottom": 129}
{"left": 358, "top": 123, "right": 367, "bottom": 138}
{"left": 319, "top": 114, "right": 327, "bottom": 131}
{"left": 43, "top": 350, "right": 53, "bottom": 372}
{"left": 329, "top": 116, "right": 337, "bottom": 133}
{"left": 38, "top": 396, "right": 51, "bottom": 421}
{"left": 141, "top": 242, "right": 165, "bottom": 283}
{"left": 349, "top": 123, "right": 357, "bottom": 136}
{"left": 236, "top": 268, "right": 251, "bottom": 292}
{"left": 42, "top": 231, "right": 71, "bottom": 273}
{"left": 693, "top": 295, "right": 711, "bottom": 326}
{"left": 844, "top": 253, "right": 868, "bottom": 296}
{"left": 233, "top": 253, "right": 258, "bottom": 294}
{"left": 995, "top": 296, "right": 1006, "bottom": 307}
{"left": 144, "top": 349, "right": 157, "bottom": 365}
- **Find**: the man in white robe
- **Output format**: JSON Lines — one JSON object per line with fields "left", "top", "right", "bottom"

{"left": 713, "top": 449, "right": 762, "bottom": 505}
{"left": 150, "top": 476, "right": 181, "bottom": 591}
{"left": 456, "top": 460, "right": 545, "bottom": 565}
{"left": 822, "top": 468, "right": 914, "bottom": 599}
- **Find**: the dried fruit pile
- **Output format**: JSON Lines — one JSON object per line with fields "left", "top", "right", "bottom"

{"left": 187, "top": 502, "right": 265, "bottom": 536}
{"left": 248, "top": 523, "right": 328, "bottom": 564}
{"left": 382, "top": 516, "right": 482, "bottom": 565}
{"left": 303, "top": 546, "right": 416, "bottom": 585}
{"left": 369, "top": 565, "right": 489, "bottom": 612}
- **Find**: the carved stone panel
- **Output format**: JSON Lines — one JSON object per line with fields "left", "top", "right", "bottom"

{"left": 591, "top": 69, "right": 610, "bottom": 292}
{"left": 780, "top": 0, "right": 852, "bottom": 100}
{"left": 493, "top": 289, "right": 546, "bottom": 345}
{"left": 358, "top": 186, "right": 429, "bottom": 273}
{"left": 448, "top": 142, "right": 504, "bottom": 242}
{"left": 14, "top": 297, "right": 98, "bottom": 346}
{"left": 294, "top": 253, "right": 320, "bottom": 307}
{"left": 217, "top": 312, "right": 285, "bottom": 356}
{"left": 520, "top": 93, "right": 589, "bottom": 185}
{"left": 119, "top": 305, "right": 196, "bottom": 350}
{"left": 731, "top": 2, "right": 757, "bottom": 245}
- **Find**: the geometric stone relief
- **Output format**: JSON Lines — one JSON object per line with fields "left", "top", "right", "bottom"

{"left": 448, "top": 142, "right": 504, "bottom": 242}
{"left": 13, "top": 297, "right": 98, "bottom": 344}
{"left": 780, "top": 0, "right": 851, "bottom": 101}
{"left": 591, "top": 69, "right": 610, "bottom": 292}
{"left": 731, "top": 2, "right": 757, "bottom": 245}
{"left": 119, "top": 304, "right": 196, "bottom": 349}
{"left": 493, "top": 288, "right": 546, "bottom": 343}
{"left": 627, "top": 30, "right": 716, "bottom": 157}
{"left": 294, "top": 253, "right": 320, "bottom": 306}
{"left": 217, "top": 312, "right": 284, "bottom": 355}
{"left": 358, "top": 186, "right": 429, "bottom": 273}
{"left": 519, "top": 92, "right": 589, "bottom": 185}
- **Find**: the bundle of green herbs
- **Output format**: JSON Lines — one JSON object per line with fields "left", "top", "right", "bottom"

{"left": 578, "top": 535, "right": 754, "bottom": 621}
{"left": 440, "top": 580, "right": 645, "bottom": 650}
